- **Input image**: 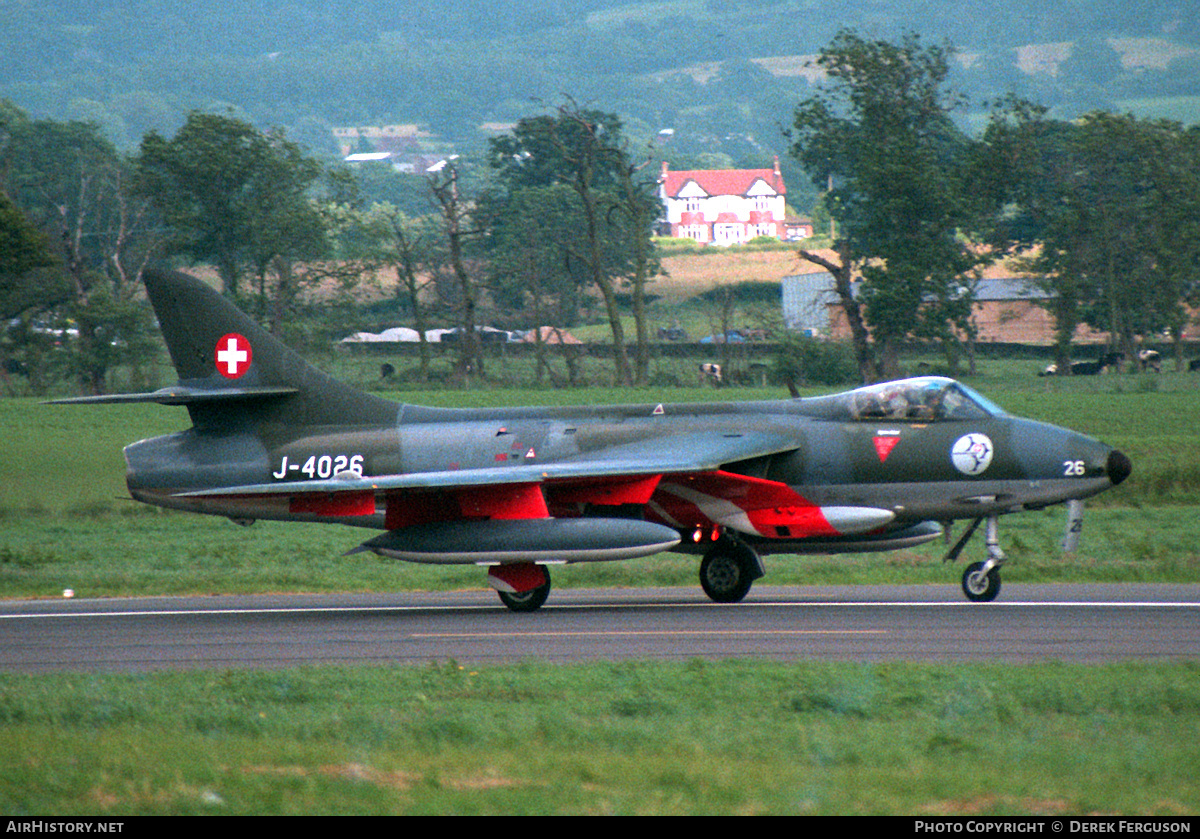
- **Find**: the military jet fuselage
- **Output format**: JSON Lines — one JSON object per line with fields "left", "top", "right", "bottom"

{"left": 60, "top": 269, "right": 1131, "bottom": 611}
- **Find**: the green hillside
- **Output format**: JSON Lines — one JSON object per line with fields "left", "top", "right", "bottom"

{"left": 3, "top": 0, "right": 1197, "bottom": 183}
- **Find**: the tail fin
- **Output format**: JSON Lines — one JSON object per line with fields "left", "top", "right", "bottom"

{"left": 142, "top": 268, "right": 398, "bottom": 429}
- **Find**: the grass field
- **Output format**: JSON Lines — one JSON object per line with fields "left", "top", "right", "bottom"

{"left": 3, "top": 367, "right": 1199, "bottom": 815}
{"left": 2, "top": 660, "right": 1198, "bottom": 815}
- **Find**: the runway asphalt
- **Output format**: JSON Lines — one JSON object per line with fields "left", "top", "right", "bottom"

{"left": 2, "top": 583, "right": 1198, "bottom": 672}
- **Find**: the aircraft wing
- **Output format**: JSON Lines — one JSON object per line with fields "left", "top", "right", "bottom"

{"left": 176, "top": 430, "right": 800, "bottom": 499}
{"left": 171, "top": 428, "right": 895, "bottom": 546}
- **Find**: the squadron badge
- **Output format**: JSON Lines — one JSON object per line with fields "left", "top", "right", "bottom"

{"left": 951, "top": 433, "right": 994, "bottom": 476}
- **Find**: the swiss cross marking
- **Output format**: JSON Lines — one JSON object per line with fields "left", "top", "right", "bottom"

{"left": 215, "top": 333, "right": 252, "bottom": 379}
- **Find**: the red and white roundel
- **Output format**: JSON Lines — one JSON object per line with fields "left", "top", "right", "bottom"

{"left": 214, "top": 333, "right": 252, "bottom": 379}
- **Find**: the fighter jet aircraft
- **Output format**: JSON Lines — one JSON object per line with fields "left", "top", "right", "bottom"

{"left": 54, "top": 268, "right": 1131, "bottom": 611}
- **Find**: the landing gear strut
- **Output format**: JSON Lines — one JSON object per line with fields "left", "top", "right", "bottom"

{"left": 946, "top": 515, "right": 1005, "bottom": 603}
{"left": 699, "top": 537, "right": 764, "bottom": 603}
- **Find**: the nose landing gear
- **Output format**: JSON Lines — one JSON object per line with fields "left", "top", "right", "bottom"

{"left": 946, "top": 515, "right": 1006, "bottom": 603}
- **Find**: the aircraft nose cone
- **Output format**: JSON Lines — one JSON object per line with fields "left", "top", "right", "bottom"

{"left": 1107, "top": 449, "right": 1132, "bottom": 486}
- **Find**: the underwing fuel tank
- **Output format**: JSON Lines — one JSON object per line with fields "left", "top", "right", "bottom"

{"left": 351, "top": 517, "right": 682, "bottom": 565}
{"left": 774, "top": 520, "right": 945, "bottom": 554}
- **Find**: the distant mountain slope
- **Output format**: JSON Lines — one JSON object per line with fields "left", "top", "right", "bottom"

{"left": 2, "top": 1, "right": 1196, "bottom": 159}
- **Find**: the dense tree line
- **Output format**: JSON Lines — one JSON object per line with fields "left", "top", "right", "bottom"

{"left": 0, "top": 95, "right": 663, "bottom": 393}
{"left": 980, "top": 105, "right": 1200, "bottom": 373}
{"left": 0, "top": 101, "right": 158, "bottom": 393}
{"left": 3, "top": 25, "right": 1200, "bottom": 395}
{"left": 789, "top": 29, "right": 1200, "bottom": 381}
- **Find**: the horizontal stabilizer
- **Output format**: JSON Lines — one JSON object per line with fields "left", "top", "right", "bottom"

{"left": 47, "top": 384, "right": 299, "bottom": 406}
{"left": 350, "top": 517, "right": 682, "bottom": 565}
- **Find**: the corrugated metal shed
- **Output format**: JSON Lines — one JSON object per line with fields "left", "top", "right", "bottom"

{"left": 971, "top": 278, "right": 1049, "bottom": 301}
{"left": 781, "top": 272, "right": 837, "bottom": 335}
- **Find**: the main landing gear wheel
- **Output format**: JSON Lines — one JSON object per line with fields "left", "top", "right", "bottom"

{"left": 699, "top": 542, "right": 759, "bottom": 603}
{"left": 497, "top": 580, "right": 551, "bottom": 613}
{"left": 490, "top": 563, "right": 552, "bottom": 612}
{"left": 961, "top": 561, "right": 1001, "bottom": 603}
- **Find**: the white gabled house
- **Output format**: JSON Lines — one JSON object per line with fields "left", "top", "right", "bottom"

{"left": 658, "top": 157, "right": 788, "bottom": 245}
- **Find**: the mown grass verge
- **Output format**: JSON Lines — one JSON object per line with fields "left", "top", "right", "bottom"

{"left": 2, "top": 660, "right": 1198, "bottom": 815}
{"left": 3, "top": 503, "right": 1199, "bottom": 601}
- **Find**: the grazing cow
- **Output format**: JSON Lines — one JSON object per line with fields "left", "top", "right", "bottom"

{"left": 1070, "top": 360, "right": 1106, "bottom": 375}
{"left": 1189, "top": 358, "right": 1200, "bottom": 373}
{"left": 1040, "top": 361, "right": 1104, "bottom": 376}
{"left": 1138, "top": 349, "right": 1162, "bottom": 373}
{"left": 1038, "top": 352, "right": 1123, "bottom": 377}
{"left": 699, "top": 362, "right": 723, "bottom": 386}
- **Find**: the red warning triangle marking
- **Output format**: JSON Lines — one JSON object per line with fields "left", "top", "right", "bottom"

{"left": 874, "top": 435, "right": 901, "bottom": 462}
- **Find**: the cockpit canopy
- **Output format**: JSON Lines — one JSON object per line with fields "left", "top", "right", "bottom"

{"left": 802, "top": 377, "right": 1006, "bottom": 423}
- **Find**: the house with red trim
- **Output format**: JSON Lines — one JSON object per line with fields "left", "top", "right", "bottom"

{"left": 658, "top": 158, "right": 788, "bottom": 245}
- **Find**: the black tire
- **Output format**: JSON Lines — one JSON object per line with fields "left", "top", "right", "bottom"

{"left": 497, "top": 580, "right": 551, "bottom": 612}
{"left": 961, "top": 561, "right": 1001, "bottom": 602}
{"left": 699, "top": 545, "right": 755, "bottom": 603}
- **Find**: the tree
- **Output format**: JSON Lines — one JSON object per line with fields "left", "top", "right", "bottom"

{"left": 1145, "top": 124, "right": 1200, "bottom": 370}
{"left": 489, "top": 102, "right": 658, "bottom": 385}
{"left": 0, "top": 192, "right": 61, "bottom": 318}
{"left": 427, "top": 156, "right": 485, "bottom": 383}
{"left": 982, "top": 108, "right": 1200, "bottom": 371}
{"left": 486, "top": 185, "right": 583, "bottom": 385}
{"left": 611, "top": 150, "right": 664, "bottom": 386}
{"left": 790, "top": 29, "right": 994, "bottom": 381}
{"left": 976, "top": 99, "right": 1082, "bottom": 372}
{"left": 375, "top": 205, "right": 437, "bottom": 383}
{"left": 1, "top": 104, "right": 161, "bottom": 394}
{"left": 1054, "top": 114, "right": 1200, "bottom": 369}
{"left": 136, "top": 111, "right": 325, "bottom": 305}
{"left": 3, "top": 114, "right": 151, "bottom": 299}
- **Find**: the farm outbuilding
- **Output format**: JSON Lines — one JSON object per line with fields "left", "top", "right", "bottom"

{"left": 798, "top": 276, "right": 1112, "bottom": 346}
{"left": 781, "top": 272, "right": 837, "bottom": 336}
